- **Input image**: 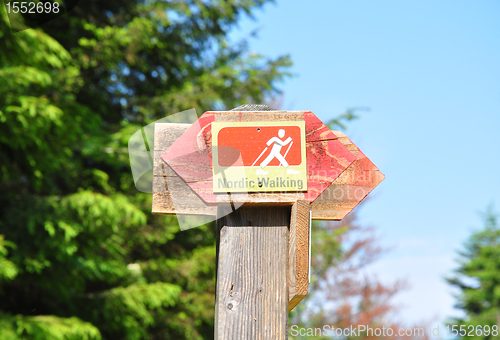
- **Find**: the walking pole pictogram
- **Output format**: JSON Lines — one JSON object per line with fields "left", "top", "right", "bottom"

{"left": 259, "top": 129, "right": 292, "bottom": 168}
{"left": 278, "top": 141, "right": 293, "bottom": 168}
{"left": 251, "top": 146, "right": 269, "bottom": 167}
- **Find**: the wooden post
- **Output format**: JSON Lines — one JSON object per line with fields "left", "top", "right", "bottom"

{"left": 215, "top": 205, "right": 289, "bottom": 340}
{"left": 213, "top": 104, "right": 288, "bottom": 340}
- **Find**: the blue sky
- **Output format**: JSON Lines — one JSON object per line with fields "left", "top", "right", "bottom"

{"left": 231, "top": 0, "right": 500, "bottom": 326}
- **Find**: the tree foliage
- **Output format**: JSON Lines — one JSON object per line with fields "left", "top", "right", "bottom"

{"left": 0, "top": 1, "right": 291, "bottom": 339}
{"left": 446, "top": 206, "right": 500, "bottom": 339}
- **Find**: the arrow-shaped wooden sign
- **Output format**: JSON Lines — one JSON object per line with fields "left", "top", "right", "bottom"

{"left": 152, "top": 106, "right": 384, "bottom": 340}
{"left": 153, "top": 123, "right": 384, "bottom": 220}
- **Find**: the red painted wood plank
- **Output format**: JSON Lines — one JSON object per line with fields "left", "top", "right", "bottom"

{"left": 311, "top": 135, "right": 385, "bottom": 220}
{"left": 303, "top": 139, "right": 356, "bottom": 201}
{"left": 161, "top": 112, "right": 215, "bottom": 183}
{"left": 304, "top": 111, "right": 339, "bottom": 142}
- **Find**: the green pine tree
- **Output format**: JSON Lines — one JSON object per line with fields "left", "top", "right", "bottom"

{"left": 446, "top": 206, "right": 500, "bottom": 339}
{"left": 0, "top": 1, "right": 291, "bottom": 339}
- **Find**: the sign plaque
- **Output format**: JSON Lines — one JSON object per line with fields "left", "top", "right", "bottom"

{"left": 211, "top": 121, "right": 307, "bottom": 193}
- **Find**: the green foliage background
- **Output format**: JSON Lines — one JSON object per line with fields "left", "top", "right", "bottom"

{"left": 0, "top": 1, "right": 291, "bottom": 339}
{"left": 446, "top": 207, "right": 500, "bottom": 340}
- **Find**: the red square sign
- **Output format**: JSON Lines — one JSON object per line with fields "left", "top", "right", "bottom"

{"left": 216, "top": 125, "right": 302, "bottom": 167}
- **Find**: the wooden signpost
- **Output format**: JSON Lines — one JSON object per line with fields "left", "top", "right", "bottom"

{"left": 152, "top": 104, "right": 384, "bottom": 339}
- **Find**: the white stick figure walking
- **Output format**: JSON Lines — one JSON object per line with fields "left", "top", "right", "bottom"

{"left": 259, "top": 129, "right": 292, "bottom": 168}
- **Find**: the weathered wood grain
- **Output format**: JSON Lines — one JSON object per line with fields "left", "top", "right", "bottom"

{"left": 210, "top": 110, "right": 304, "bottom": 123}
{"left": 310, "top": 131, "right": 385, "bottom": 220}
{"left": 153, "top": 123, "right": 216, "bottom": 215}
{"left": 154, "top": 123, "right": 190, "bottom": 177}
{"left": 154, "top": 123, "right": 192, "bottom": 151}
{"left": 152, "top": 175, "right": 216, "bottom": 215}
{"left": 215, "top": 206, "right": 290, "bottom": 340}
{"left": 288, "top": 200, "right": 310, "bottom": 312}
{"left": 160, "top": 116, "right": 214, "bottom": 183}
